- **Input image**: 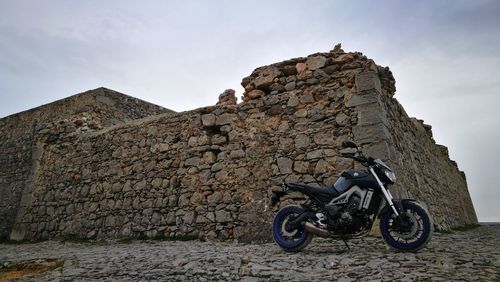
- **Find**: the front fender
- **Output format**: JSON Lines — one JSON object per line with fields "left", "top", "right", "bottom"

{"left": 377, "top": 198, "right": 416, "bottom": 218}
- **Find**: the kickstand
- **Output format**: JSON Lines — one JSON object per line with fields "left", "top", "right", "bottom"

{"left": 342, "top": 239, "right": 351, "bottom": 251}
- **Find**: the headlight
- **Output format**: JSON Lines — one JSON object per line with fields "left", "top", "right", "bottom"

{"left": 384, "top": 170, "right": 396, "bottom": 183}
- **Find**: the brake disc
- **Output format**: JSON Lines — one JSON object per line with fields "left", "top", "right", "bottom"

{"left": 281, "top": 217, "right": 298, "bottom": 237}
{"left": 392, "top": 212, "right": 419, "bottom": 240}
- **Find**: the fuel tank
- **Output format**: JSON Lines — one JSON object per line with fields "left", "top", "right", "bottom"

{"left": 332, "top": 170, "right": 377, "bottom": 193}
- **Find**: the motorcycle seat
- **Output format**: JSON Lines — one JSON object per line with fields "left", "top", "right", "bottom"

{"left": 286, "top": 182, "right": 339, "bottom": 197}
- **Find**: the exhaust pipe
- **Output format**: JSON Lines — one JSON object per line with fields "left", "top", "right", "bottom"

{"left": 303, "top": 222, "right": 331, "bottom": 238}
{"left": 303, "top": 222, "right": 370, "bottom": 239}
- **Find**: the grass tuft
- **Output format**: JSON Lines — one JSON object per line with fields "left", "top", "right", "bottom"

{"left": 450, "top": 224, "right": 481, "bottom": 232}
{"left": 435, "top": 229, "right": 453, "bottom": 234}
{"left": 435, "top": 223, "right": 481, "bottom": 234}
{"left": 0, "top": 258, "right": 64, "bottom": 281}
{"left": 117, "top": 234, "right": 198, "bottom": 244}
{"left": 0, "top": 237, "right": 45, "bottom": 245}
{"left": 61, "top": 235, "right": 95, "bottom": 244}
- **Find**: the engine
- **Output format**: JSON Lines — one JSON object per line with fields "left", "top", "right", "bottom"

{"left": 323, "top": 196, "right": 369, "bottom": 234}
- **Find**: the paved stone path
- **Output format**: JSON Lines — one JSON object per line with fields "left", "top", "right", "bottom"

{"left": 1, "top": 224, "right": 499, "bottom": 281}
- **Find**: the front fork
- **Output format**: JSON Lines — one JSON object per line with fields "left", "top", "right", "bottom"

{"left": 369, "top": 167, "right": 402, "bottom": 216}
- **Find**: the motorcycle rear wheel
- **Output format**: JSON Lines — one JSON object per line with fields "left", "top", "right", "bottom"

{"left": 272, "top": 205, "right": 313, "bottom": 252}
{"left": 380, "top": 201, "right": 433, "bottom": 252}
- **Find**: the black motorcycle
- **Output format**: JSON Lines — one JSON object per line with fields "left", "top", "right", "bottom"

{"left": 270, "top": 141, "right": 433, "bottom": 252}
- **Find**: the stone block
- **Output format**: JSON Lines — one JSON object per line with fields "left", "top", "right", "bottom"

{"left": 277, "top": 157, "right": 293, "bottom": 174}
{"left": 294, "top": 109, "right": 308, "bottom": 118}
{"left": 282, "top": 65, "right": 297, "bottom": 75}
{"left": 314, "top": 160, "right": 333, "bottom": 175}
{"left": 324, "top": 64, "right": 340, "bottom": 74}
{"left": 211, "top": 134, "right": 226, "bottom": 145}
{"left": 356, "top": 103, "right": 388, "bottom": 126}
{"left": 203, "top": 151, "right": 217, "bottom": 164}
{"left": 185, "top": 157, "right": 202, "bottom": 167}
{"left": 313, "top": 131, "right": 332, "bottom": 145}
{"left": 217, "top": 89, "right": 237, "bottom": 105}
{"left": 300, "top": 93, "right": 315, "bottom": 104}
{"left": 355, "top": 71, "right": 382, "bottom": 93}
{"left": 332, "top": 53, "right": 354, "bottom": 64}
{"left": 201, "top": 114, "right": 216, "bottom": 126}
{"left": 294, "top": 134, "right": 310, "bottom": 149}
{"left": 295, "top": 62, "right": 307, "bottom": 73}
{"left": 284, "top": 81, "right": 296, "bottom": 91}
{"left": 151, "top": 178, "right": 163, "bottom": 189}
{"left": 235, "top": 167, "right": 250, "bottom": 179}
{"left": 183, "top": 211, "right": 195, "bottom": 224}
{"left": 306, "top": 149, "right": 323, "bottom": 160}
{"left": 267, "top": 105, "right": 283, "bottom": 116}
{"left": 306, "top": 55, "right": 327, "bottom": 70}
{"left": 211, "top": 162, "right": 223, "bottom": 172}
{"left": 352, "top": 123, "right": 390, "bottom": 143}
{"left": 253, "top": 66, "right": 281, "bottom": 89}
{"left": 230, "top": 149, "right": 246, "bottom": 159}
{"left": 287, "top": 95, "right": 299, "bottom": 107}
{"left": 335, "top": 112, "right": 350, "bottom": 126}
{"left": 216, "top": 113, "right": 237, "bottom": 125}
{"left": 363, "top": 141, "right": 391, "bottom": 161}
{"left": 293, "top": 161, "right": 309, "bottom": 173}
{"left": 215, "top": 210, "right": 231, "bottom": 223}
{"left": 345, "top": 90, "right": 381, "bottom": 108}
{"left": 246, "top": 89, "right": 264, "bottom": 100}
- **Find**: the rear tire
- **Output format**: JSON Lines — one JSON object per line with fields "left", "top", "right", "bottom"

{"left": 380, "top": 201, "right": 433, "bottom": 252}
{"left": 272, "top": 205, "right": 313, "bottom": 252}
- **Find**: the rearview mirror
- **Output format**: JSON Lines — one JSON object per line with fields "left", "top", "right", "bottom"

{"left": 342, "top": 141, "right": 358, "bottom": 149}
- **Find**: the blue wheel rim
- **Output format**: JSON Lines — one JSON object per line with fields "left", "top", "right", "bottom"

{"left": 273, "top": 206, "right": 308, "bottom": 249}
{"left": 381, "top": 202, "right": 431, "bottom": 250}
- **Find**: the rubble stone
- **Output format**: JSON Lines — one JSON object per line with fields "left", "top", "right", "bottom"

{"left": 0, "top": 225, "right": 497, "bottom": 281}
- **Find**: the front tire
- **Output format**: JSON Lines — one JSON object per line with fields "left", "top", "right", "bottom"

{"left": 380, "top": 201, "right": 433, "bottom": 252}
{"left": 272, "top": 205, "right": 313, "bottom": 252}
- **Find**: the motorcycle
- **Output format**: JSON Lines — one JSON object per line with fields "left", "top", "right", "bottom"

{"left": 270, "top": 141, "right": 433, "bottom": 252}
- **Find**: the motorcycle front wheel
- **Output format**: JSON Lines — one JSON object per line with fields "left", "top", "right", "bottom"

{"left": 272, "top": 205, "right": 313, "bottom": 252}
{"left": 380, "top": 200, "right": 433, "bottom": 252}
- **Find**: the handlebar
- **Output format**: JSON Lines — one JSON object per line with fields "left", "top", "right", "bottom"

{"left": 341, "top": 153, "right": 374, "bottom": 166}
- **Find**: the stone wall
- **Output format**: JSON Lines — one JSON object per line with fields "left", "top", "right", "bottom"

{"left": 2, "top": 47, "right": 477, "bottom": 242}
{"left": 343, "top": 67, "right": 478, "bottom": 228}
{"left": 0, "top": 88, "right": 171, "bottom": 239}
{"left": 383, "top": 102, "right": 478, "bottom": 227}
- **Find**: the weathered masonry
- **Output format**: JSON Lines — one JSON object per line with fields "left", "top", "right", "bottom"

{"left": 0, "top": 88, "right": 171, "bottom": 240}
{"left": 0, "top": 46, "right": 477, "bottom": 242}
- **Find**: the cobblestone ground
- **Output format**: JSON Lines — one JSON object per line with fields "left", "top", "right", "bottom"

{"left": 1, "top": 224, "right": 499, "bottom": 281}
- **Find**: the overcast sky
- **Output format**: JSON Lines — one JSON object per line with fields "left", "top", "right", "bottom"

{"left": 1, "top": 0, "right": 499, "bottom": 222}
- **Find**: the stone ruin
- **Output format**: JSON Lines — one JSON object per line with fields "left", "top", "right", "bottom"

{"left": 0, "top": 46, "right": 477, "bottom": 242}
